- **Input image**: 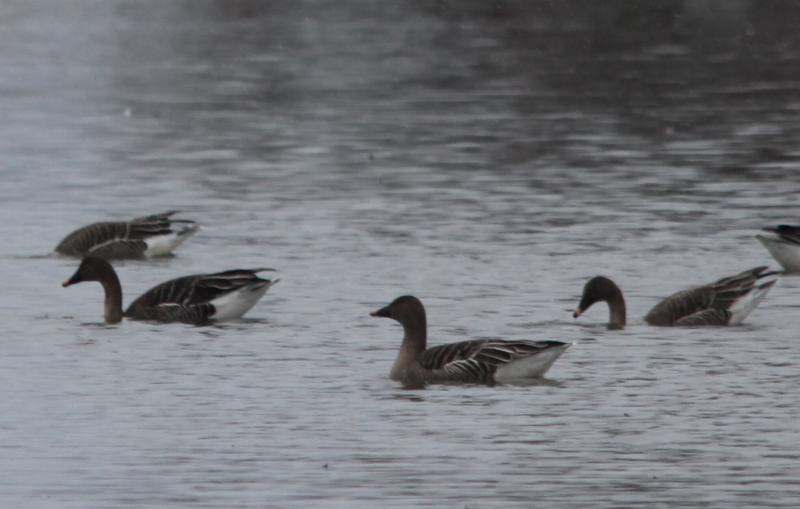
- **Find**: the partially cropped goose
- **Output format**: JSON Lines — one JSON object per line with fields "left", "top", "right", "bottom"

{"left": 371, "top": 295, "right": 571, "bottom": 385}
{"left": 62, "top": 256, "right": 277, "bottom": 324}
{"left": 756, "top": 225, "right": 800, "bottom": 272}
{"left": 56, "top": 210, "right": 198, "bottom": 260}
{"left": 573, "top": 266, "right": 779, "bottom": 328}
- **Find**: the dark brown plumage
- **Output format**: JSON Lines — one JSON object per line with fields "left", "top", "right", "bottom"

{"left": 62, "top": 257, "right": 277, "bottom": 324}
{"left": 573, "top": 267, "right": 779, "bottom": 328}
{"left": 55, "top": 211, "right": 198, "bottom": 260}
{"left": 371, "top": 295, "right": 570, "bottom": 386}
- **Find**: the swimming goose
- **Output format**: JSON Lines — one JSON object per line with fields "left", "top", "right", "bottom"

{"left": 62, "top": 256, "right": 277, "bottom": 324}
{"left": 573, "top": 266, "right": 779, "bottom": 328}
{"left": 55, "top": 211, "right": 198, "bottom": 260}
{"left": 756, "top": 225, "right": 800, "bottom": 272}
{"left": 370, "top": 295, "right": 571, "bottom": 386}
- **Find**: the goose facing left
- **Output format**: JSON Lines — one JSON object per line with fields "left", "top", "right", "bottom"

{"left": 55, "top": 210, "right": 198, "bottom": 260}
{"left": 62, "top": 256, "right": 277, "bottom": 324}
{"left": 371, "top": 295, "right": 571, "bottom": 386}
{"left": 573, "top": 266, "right": 779, "bottom": 328}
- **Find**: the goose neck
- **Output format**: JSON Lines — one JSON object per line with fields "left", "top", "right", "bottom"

{"left": 100, "top": 273, "right": 124, "bottom": 324}
{"left": 607, "top": 291, "right": 626, "bottom": 329}
{"left": 390, "top": 319, "right": 427, "bottom": 380}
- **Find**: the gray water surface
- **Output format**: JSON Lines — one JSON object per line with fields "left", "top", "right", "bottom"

{"left": 2, "top": 2, "right": 800, "bottom": 507}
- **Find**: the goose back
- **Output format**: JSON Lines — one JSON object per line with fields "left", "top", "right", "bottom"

{"left": 643, "top": 286, "right": 714, "bottom": 326}
{"left": 371, "top": 295, "right": 570, "bottom": 385}
{"left": 419, "top": 339, "right": 570, "bottom": 384}
{"left": 125, "top": 268, "right": 274, "bottom": 323}
{"left": 56, "top": 211, "right": 197, "bottom": 259}
{"left": 644, "top": 266, "right": 777, "bottom": 326}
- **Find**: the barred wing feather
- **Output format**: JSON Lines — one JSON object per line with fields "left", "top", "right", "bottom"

{"left": 124, "top": 269, "right": 274, "bottom": 321}
{"left": 87, "top": 239, "right": 148, "bottom": 259}
{"left": 645, "top": 266, "right": 777, "bottom": 326}
{"left": 419, "top": 339, "right": 568, "bottom": 383}
{"left": 56, "top": 210, "right": 197, "bottom": 259}
{"left": 135, "top": 302, "right": 216, "bottom": 324}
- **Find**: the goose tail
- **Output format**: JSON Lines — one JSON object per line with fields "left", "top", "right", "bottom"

{"left": 756, "top": 233, "right": 800, "bottom": 272}
{"left": 494, "top": 342, "right": 573, "bottom": 382}
{"left": 728, "top": 269, "right": 779, "bottom": 325}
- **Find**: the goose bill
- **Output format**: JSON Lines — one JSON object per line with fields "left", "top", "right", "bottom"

{"left": 370, "top": 306, "right": 390, "bottom": 318}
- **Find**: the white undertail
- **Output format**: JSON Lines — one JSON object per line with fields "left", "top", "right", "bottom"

{"left": 144, "top": 224, "right": 200, "bottom": 258}
{"left": 756, "top": 234, "right": 800, "bottom": 272}
{"left": 728, "top": 274, "right": 779, "bottom": 325}
{"left": 494, "top": 343, "right": 573, "bottom": 382}
{"left": 209, "top": 279, "right": 277, "bottom": 321}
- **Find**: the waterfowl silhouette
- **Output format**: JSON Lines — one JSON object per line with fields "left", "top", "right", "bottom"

{"left": 371, "top": 295, "right": 570, "bottom": 385}
{"left": 62, "top": 256, "right": 277, "bottom": 324}
{"left": 573, "top": 266, "right": 778, "bottom": 328}
{"left": 56, "top": 210, "right": 198, "bottom": 260}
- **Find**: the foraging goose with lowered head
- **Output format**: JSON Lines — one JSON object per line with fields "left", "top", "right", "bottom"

{"left": 62, "top": 256, "right": 277, "bottom": 324}
{"left": 573, "top": 266, "right": 779, "bottom": 328}
{"left": 56, "top": 210, "right": 198, "bottom": 260}
{"left": 371, "top": 295, "right": 570, "bottom": 386}
{"left": 756, "top": 225, "right": 800, "bottom": 272}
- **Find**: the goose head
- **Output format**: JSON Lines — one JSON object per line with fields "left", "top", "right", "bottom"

{"left": 370, "top": 295, "right": 426, "bottom": 326}
{"left": 62, "top": 256, "right": 116, "bottom": 287}
{"left": 574, "top": 276, "right": 626, "bottom": 328}
{"left": 62, "top": 256, "right": 124, "bottom": 324}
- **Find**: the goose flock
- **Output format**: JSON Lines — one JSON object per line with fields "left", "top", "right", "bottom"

{"left": 56, "top": 211, "right": 796, "bottom": 387}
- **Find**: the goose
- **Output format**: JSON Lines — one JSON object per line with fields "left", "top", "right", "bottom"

{"left": 55, "top": 210, "right": 198, "bottom": 260}
{"left": 62, "top": 256, "right": 277, "bottom": 324}
{"left": 370, "top": 295, "right": 571, "bottom": 386}
{"left": 756, "top": 225, "right": 800, "bottom": 272}
{"left": 573, "top": 266, "right": 779, "bottom": 328}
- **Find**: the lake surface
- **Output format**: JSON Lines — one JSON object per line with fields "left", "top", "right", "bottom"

{"left": 1, "top": 1, "right": 800, "bottom": 507}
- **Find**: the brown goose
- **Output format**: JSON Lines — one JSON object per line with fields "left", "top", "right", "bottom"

{"left": 55, "top": 211, "right": 198, "bottom": 260}
{"left": 370, "top": 295, "right": 570, "bottom": 386}
{"left": 756, "top": 225, "right": 800, "bottom": 272}
{"left": 573, "top": 266, "right": 779, "bottom": 328}
{"left": 62, "top": 257, "right": 277, "bottom": 324}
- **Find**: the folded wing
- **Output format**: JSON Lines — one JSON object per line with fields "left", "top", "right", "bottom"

{"left": 125, "top": 268, "right": 276, "bottom": 323}
{"left": 55, "top": 211, "right": 198, "bottom": 259}
{"left": 420, "top": 339, "right": 569, "bottom": 383}
{"left": 645, "top": 266, "right": 778, "bottom": 326}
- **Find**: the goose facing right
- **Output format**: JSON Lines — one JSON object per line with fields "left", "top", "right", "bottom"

{"left": 756, "top": 225, "right": 800, "bottom": 272}
{"left": 573, "top": 266, "right": 779, "bottom": 328}
{"left": 62, "top": 256, "right": 277, "bottom": 324}
{"left": 56, "top": 210, "right": 198, "bottom": 260}
{"left": 371, "top": 295, "right": 571, "bottom": 386}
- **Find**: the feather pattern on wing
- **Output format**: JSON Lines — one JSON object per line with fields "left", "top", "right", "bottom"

{"left": 134, "top": 303, "right": 216, "bottom": 324}
{"left": 674, "top": 308, "right": 732, "bottom": 326}
{"left": 419, "top": 339, "right": 569, "bottom": 383}
{"left": 56, "top": 211, "right": 197, "bottom": 259}
{"left": 644, "top": 266, "right": 778, "bottom": 326}
{"left": 125, "top": 268, "right": 275, "bottom": 323}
